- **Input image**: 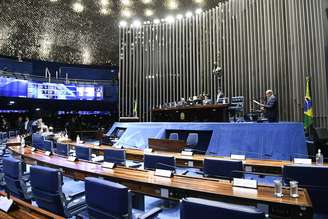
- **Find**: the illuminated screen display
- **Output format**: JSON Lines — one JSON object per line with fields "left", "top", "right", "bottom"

{"left": 0, "top": 76, "right": 103, "bottom": 101}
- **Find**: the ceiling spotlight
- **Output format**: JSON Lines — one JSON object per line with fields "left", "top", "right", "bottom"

{"left": 144, "top": 9, "right": 154, "bottom": 17}
{"left": 185, "top": 11, "right": 193, "bottom": 18}
{"left": 165, "top": 15, "right": 175, "bottom": 23}
{"left": 142, "top": 0, "right": 152, "bottom": 4}
{"left": 166, "top": 0, "right": 178, "bottom": 10}
{"left": 72, "top": 2, "right": 84, "bottom": 13}
{"left": 132, "top": 20, "right": 141, "bottom": 28}
{"left": 121, "top": 0, "right": 131, "bottom": 6}
{"left": 176, "top": 14, "right": 183, "bottom": 20}
{"left": 193, "top": 0, "right": 204, "bottom": 4}
{"left": 121, "top": 8, "right": 132, "bottom": 17}
{"left": 119, "top": 20, "right": 128, "bottom": 27}
{"left": 153, "top": 19, "right": 160, "bottom": 24}
{"left": 100, "top": 8, "right": 110, "bottom": 15}
{"left": 100, "top": 0, "right": 109, "bottom": 6}
{"left": 50, "top": 0, "right": 58, "bottom": 2}
{"left": 195, "top": 8, "right": 202, "bottom": 14}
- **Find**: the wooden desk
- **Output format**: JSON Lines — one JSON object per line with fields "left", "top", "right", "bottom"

{"left": 66, "top": 141, "right": 291, "bottom": 174}
{"left": 0, "top": 192, "right": 64, "bottom": 219}
{"left": 9, "top": 146, "right": 312, "bottom": 219}
{"left": 148, "top": 138, "right": 187, "bottom": 152}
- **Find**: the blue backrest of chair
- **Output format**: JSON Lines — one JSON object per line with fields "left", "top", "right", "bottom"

{"left": 75, "top": 146, "right": 91, "bottom": 161}
{"left": 186, "top": 133, "right": 198, "bottom": 147}
{"left": 3, "top": 157, "right": 25, "bottom": 199}
{"left": 116, "top": 129, "right": 125, "bottom": 138}
{"left": 180, "top": 197, "right": 265, "bottom": 219}
{"left": 85, "top": 177, "right": 129, "bottom": 218}
{"left": 144, "top": 154, "right": 176, "bottom": 171}
{"left": 30, "top": 165, "right": 64, "bottom": 216}
{"left": 169, "top": 133, "right": 179, "bottom": 140}
{"left": 283, "top": 165, "right": 328, "bottom": 213}
{"left": 32, "top": 133, "right": 44, "bottom": 149}
{"left": 3, "top": 157, "right": 20, "bottom": 179}
{"left": 55, "top": 142, "right": 69, "bottom": 156}
{"left": 104, "top": 149, "right": 126, "bottom": 165}
{"left": 43, "top": 140, "right": 53, "bottom": 152}
{"left": 203, "top": 158, "right": 243, "bottom": 180}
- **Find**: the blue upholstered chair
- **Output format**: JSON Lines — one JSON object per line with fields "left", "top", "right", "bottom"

{"left": 32, "top": 133, "right": 44, "bottom": 150}
{"left": 104, "top": 148, "right": 126, "bottom": 165}
{"left": 75, "top": 146, "right": 92, "bottom": 161}
{"left": 283, "top": 165, "right": 328, "bottom": 216}
{"left": 43, "top": 140, "right": 54, "bottom": 153}
{"left": 116, "top": 129, "right": 125, "bottom": 139}
{"left": 180, "top": 197, "right": 265, "bottom": 219}
{"left": 85, "top": 177, "right": 161, "bottom": 219}
{"left": 3, "top": 156, "right": 31, "bottom": 201}
{"left": 144, "top": 154, "right": 176, "bottom": 172}
{"left": 203, "top": 158, "right": 243, "bottom": 180}
{"left": 30, "top": 165, "right": 86, "bottom": 217}
{"left": 169, "top": 133, "right": 179, "bottom": 140}
{"left": 186, "top": 133, "right": 198, "bottom": 147}
{"left": 55, "top": 142, "right": 69, "bottom": 156}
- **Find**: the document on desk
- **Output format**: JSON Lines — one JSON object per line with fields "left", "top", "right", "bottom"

{"left": 0, "top": 196, "right": 13, "bottom": 212}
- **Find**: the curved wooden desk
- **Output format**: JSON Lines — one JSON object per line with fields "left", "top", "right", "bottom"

{"left": 9, "top": 146, "right": 312, "bottom": 219}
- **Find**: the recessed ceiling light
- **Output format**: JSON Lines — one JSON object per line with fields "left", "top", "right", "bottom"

{"left": 72, "top": 2, "right": 84, "bottom": 13}
{"left": 195, "top": 8, "right": 202, "bottom": 14}
{"left": 121, "top": 8, "right": 132, "bottom": 17}
{"left": 185, "top": 11, "right": 193, "bottom": 18}
{"left": 166, "top": 0, "right": 178, "bottom": 10}
{"left": 119, "top": 20, "right": 128, "bottom": 27}
{"left": 165, "top": 15, "right": 175, "bottom": 23}
{"left": 132, "top": 20, "right": 141, "bottom": 28}
{"left": 144, "top": 9, "right": 154, "bottom": 17}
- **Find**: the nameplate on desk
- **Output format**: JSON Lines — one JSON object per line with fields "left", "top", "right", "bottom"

{"left": 293, "top": 158, "right": 312, "bottom": 165}
{"left": 144, "top": 148, "right": 153, "bottom": 154}
{"left": 31, "top": 147, "right": 36, "bottom": 152}
{"left": 45, "top": 151, "right": 52, "bottom": 156}
{"left": 0, "top": 196, "right": 13, "bottom": 212}
{"left": 155, "top": 169, "right": 173, "bottom": 178}
{"left": 102, "top": 162, "right": 116, "bottom": 169}
{"left": 231, "top": 154, "right": 246, "bottom": 160}
{"left": 181, "top": 151, "right": 193, "bottom": 156}
{"left": 233, "top": 178, "right": 257, "bottom": 189}
{"left": 67, "top": 156, "right": 77, "bottom": 162}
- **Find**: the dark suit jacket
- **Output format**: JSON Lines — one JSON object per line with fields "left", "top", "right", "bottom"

{"left": 264, "top": 95, "right": 278, "bottom": 122}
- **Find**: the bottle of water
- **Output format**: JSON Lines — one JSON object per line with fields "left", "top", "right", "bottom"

{"left": 316, "top": 149, "right": 324, "bottom": 165}
{"left": 76, "top": 135, "right": 80, "bottom": 144}
{"left": 20, "top": 136, "right": 25, "bottom": 147}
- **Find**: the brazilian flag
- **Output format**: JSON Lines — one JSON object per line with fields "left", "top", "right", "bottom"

{"left": 304, "top": 77, "right": 313, "bottom": 129}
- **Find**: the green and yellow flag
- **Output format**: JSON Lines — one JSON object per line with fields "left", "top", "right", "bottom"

{"left": 304, "top": 77, "right": 313, "bottom": 129}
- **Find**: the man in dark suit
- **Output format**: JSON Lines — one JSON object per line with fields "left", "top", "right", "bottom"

{"left": 261, "top": 90, "right": 278, "bottom": 122}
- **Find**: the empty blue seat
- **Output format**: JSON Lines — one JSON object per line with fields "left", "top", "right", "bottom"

{"left": 144, "top": 154, "right": 176, "bottom": 171}
{"left": 169, "top": 133, "right": 179, "bottom": 140}
{"left": 186, "top": 133, "right": 198, "bottom": 147}
{"left": 55, "top": 142, "right": 69, "bottom": 156}
{"left": 283, "top": 165, "right": 328, "bottom": 215}
{"left": 180, "top": 197, "right": 265, "bottom": 219}
{"left": 203, "top": 158, "right": 243, "bottom": 180}
{"left": 104, "top": 148, "right": 126, "bottom": 165}
{"left": 32, "top": 133, "right": 44, "bottom": 150}
{"left": 85, "top": 177, "right": 161, "bottom": 219}
{"left": 3, "top": 156, "right": 31, "bottom": 201}
{"left": 43, "top": 140, "right": 54, "bottom": 152}
{"left": 75, "top": 146, "right": 91, "bottom": 161}
{"left": 30, "top": 165, "right": 86, "bottom": 217}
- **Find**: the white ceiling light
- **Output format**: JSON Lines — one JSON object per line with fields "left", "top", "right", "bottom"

{"left": 132, "top": 20, "right": 141, "bottom": 28}
{"left": 195, "top": 8, "right": 202, "bottom": 14}
{"left": 72, "top": 2, "right": 84, "bottom": 13}
{"left": 185, "top": 11, "right": 193, "bottom": 18}
{"left": 119, "top": 20, "right": 128, "bottom": 27}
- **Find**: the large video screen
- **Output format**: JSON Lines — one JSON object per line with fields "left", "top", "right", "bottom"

{"left": 0, "top": 76, "right": 103, "bottom": 101}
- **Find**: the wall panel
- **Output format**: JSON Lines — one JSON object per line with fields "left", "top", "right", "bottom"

{"left": 119, "top": 0, "right": 328, "bottom": 127}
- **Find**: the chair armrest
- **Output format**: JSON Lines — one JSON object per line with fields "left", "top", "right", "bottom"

{"left": 68, "top": 191, "right": 85, "bottom": 200}
{"left": 137, "top": 207, "right": 162, "bottom": 219}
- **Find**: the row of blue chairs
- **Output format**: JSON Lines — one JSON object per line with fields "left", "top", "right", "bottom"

{"left": 3, "top": 156, "right": 268, "bottom": 219}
